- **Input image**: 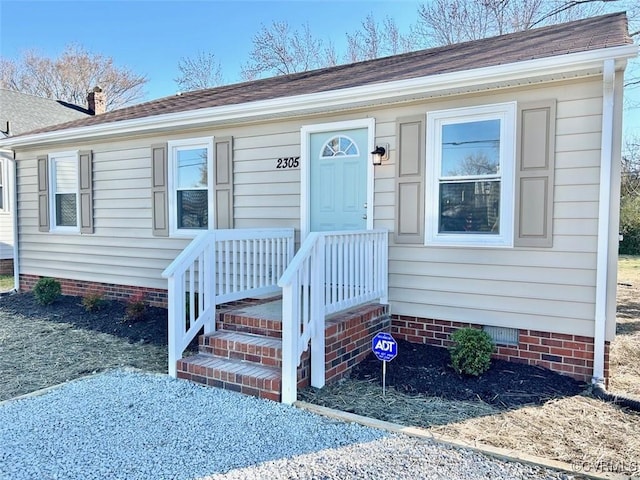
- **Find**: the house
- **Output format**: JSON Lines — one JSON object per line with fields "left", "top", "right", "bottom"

{"left": 0, "top": 13, "right": 636, "bottom": 403}
{"left": 0, "top": 89, "right": 94, "bottom": 281}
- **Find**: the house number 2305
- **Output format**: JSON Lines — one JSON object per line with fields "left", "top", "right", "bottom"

{"left": 276, "top": 157, "right": 300, "bottom": 169}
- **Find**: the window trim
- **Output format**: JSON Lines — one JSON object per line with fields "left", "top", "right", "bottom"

{"left": 425, "top": 102, "right": 516, "bottom": 247}
{"left": 49, "top": 150, "right": 80, "bottom": 233}
{"left": 167, "top": 137, "right": 214, "bottom": 237}
{"left": 0, "top": 158, "right": 6, "bottom": 213}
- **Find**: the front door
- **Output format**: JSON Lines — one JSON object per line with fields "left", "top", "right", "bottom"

{"left": 309, "top": 128, "right": 368, "bottom": 232}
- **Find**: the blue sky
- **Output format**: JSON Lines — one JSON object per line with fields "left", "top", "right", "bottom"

{"left": 0, "top": 0, "right": 422, "bottom": 99}
{"left": 1, "top": 0, "right": 638, "bottom": 135}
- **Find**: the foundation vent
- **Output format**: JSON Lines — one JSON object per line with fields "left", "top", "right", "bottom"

{"left": 483, "top": 326, "right": 519, "bottom": 346}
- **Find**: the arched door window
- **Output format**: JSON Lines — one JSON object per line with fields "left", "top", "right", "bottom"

{"left": 320, "top": 135, "right": 359, "bottom": 158}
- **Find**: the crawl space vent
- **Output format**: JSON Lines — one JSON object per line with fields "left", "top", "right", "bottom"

{"left": 482, "top": 326, "right": 519, "bottom": 346}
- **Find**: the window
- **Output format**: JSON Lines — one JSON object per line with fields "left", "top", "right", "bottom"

{"left": 426, "top": 103, "right": 516, "bottom": 246}
{"left": 49, "top": 152, "right": 79, "bottom": 231}
{"left": 168, "top": 137, "right": 214, "bottom": 235}
{"left": 0, "top": 159, "right": 5, "bottom": 211}
{"left": 320, "top": 135, "right": 359, "bottom": 157}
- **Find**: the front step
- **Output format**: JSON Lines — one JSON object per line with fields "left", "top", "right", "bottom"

{"left": 199, "top": 330, "right": 282, "bottom": 368}
{"left": 176, "top": 354, "right": 281, "bottom": 401}
{"left": 177, "top": 299, "right": 390, "bottom": 402}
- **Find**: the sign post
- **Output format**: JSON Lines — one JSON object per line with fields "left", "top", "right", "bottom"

{"left": 371, "top": 332, "right": 398, "bottom": 396}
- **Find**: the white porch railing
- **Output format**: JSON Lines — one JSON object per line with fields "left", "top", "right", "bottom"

{"left": 162, "top": 228, "right": 295, "bottom": 376}
{"left": 278, "top": 230, "right": 388, "bottom": 405}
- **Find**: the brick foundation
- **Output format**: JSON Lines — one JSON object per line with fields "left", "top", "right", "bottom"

{"left": 391, "top": 314, "right": 609, "bottom": 383}
{"left": 19, "top": 274, "right": 168, "bottom": 308}
{"left": 0, "top": 258, "right": 14, "bottom": 276}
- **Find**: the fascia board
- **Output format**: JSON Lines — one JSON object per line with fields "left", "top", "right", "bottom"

{"left": 1, "top": 44, "right": 637, "bottom": 149}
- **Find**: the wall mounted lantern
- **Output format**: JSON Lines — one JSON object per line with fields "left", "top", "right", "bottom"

{"left": 371, "top": 144, "right": 389, "bottom": 165}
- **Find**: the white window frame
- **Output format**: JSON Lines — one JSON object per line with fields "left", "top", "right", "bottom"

{"left": 49, "top": 151, "right": 80, "bottom": 233}
{"left": 167, "top": 137, "right": 214, "bottom": 237}
{"left": 426, "top": 102, "right": 516, "bottom": 247}
{"left": 0, "top": 158, "right": 7, "bottom": 213}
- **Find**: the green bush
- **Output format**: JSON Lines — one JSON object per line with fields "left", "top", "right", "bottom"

{"left": 620, "top": 196, "right": 640, "bottom": 255}
{"left": 82, "top": 289, "right": 106, "bottom": 312}
{"left": 124, "top": 292, "right": 146, "bottom": 323}
{"left": 32, "top": 277, "right": 62, "bottom": 305}
{"left": 449, "top": 327, "right": 495, "bottom": 376}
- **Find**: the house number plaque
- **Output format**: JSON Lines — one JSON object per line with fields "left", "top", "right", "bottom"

{"left": 276, "top": 157, "right": 300, "bottom": 169}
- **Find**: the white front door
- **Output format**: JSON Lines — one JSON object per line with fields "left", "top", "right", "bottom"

{"left": 307, "top": 127, "right": 369, "bottom": 232}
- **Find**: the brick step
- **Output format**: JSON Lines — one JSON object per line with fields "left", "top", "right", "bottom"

{"left": 199, "top": 330, "right": 282, "bottom": 368}
{"left": 177, "top": 354, "right": 281, "bottom": 402}
{"left": 216, "top": 300, "right": 283, "bottom": 338}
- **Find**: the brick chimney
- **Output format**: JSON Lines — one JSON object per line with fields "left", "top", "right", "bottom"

{"left": 87, "top": 86, "right": 106, "bottom": 115}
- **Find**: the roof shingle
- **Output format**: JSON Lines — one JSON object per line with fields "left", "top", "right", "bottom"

{"left": 14, "top": 12, "right": 634, "bottom": 137}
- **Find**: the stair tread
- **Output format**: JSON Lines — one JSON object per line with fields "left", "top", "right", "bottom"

{"left": 180, "top": 353, "right": 281, "bottom": 379}
{"left": 206, "top": 330, "right": 282, "bottom": 348}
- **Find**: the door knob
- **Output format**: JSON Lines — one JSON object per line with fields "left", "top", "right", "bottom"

{"left": 362, "top": 214, "right": 367, "bottom": 219}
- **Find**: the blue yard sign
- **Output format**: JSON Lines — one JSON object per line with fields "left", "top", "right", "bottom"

{"left": 372, "top": 332, "right": 397, "bottom": 362}
{"left": 371, "top": 332, "right": 397, "bottom": 397}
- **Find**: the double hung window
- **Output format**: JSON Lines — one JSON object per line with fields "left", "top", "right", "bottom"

{"left": 49, "top": 151, "right": 79, "bottom": 231}
{"left": 168, "top": 137, "right": 214, "bottom": 235}
{"left": 426, "top": 103, "right": 516, "bottom": 246}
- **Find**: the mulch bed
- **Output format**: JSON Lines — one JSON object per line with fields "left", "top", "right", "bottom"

{"left": 0, "top": 292, "right": 169, "bottom": 346}
{"left": 350, "top": 339, "right": 587, "bottom": 409}
{"left": 1, "top": 293, "right": 586, "bottom": 409}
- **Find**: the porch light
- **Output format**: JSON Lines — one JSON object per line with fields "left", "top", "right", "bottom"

{"left": 371, "top": 144, "right": 388, "bottom": 165}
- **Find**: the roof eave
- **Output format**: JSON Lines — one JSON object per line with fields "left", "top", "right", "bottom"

{"left": 1, "top": 43, "right": 637, "bottom": 149}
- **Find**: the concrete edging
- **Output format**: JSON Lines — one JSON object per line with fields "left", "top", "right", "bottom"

{"left": 294, "top": 401, "right": 634, "bottom": 480}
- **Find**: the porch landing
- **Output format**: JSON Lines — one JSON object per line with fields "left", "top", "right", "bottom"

{"left": 176, "top": 299, "right": 390, "bottom": 402}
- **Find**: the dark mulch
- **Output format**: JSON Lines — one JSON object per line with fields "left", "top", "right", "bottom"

{"left": 351, "top": 339, "right": 587, "bottom": 409}
{"left": 2, "top": 293, "right": 587, "bottom": 409}
{"left": 0, "top": 292, "right": 169, "bottom": 346}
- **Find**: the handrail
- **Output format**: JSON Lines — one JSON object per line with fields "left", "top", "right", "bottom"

{"left": 162, "top": 228, "right": 295, "bottom": 377}
{"left": 279, "top": 229, "right": 388, "bottom": 404}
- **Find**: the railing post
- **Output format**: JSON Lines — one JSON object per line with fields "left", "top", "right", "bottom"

{"left": 379, "top": 231, "right": 389, "bottom": 305}
{"left": 167, "top": 274, "right": 182, "bottom": 377}
{"left": 310, "top": 236, "right": 326, "bottom": 388}
{"left": 281, "top": 283, "right": 298, "bottom": 405}
{"left": 204, "top": 232, "right": 216, "bottom": 335}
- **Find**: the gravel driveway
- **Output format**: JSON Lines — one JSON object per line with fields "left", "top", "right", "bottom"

{"left": 0, "top": 370, "right": 570, "bottom": 480}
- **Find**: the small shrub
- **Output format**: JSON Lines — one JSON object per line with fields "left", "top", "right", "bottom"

{"left": 124, "top": 292, "right": 146, "bottom": 323}
{"left": 449, "top": 327, "right": 495, "bottom": 376}
{"left": 32, "top": 277, "right": 62, "bottom": 305}
{"left": 82, "top": 289, "right": 106, "bottom": 312}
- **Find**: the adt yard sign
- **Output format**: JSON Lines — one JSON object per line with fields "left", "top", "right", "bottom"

{"left": 372, "top": 332, "right": 397, "bottom": 362}
{"left": 372, "top": 332, "right": 397, "bottom": 396}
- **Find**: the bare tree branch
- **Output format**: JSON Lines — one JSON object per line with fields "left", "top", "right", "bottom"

{"left": 0, "top": 44, "right": 147, "bottom": 111}
{"left": 240, "top": 21, "right": 328, "bottom": 80}
{"left": 346, "top": 13, "right": 415, "bottom": 62}
{"left": 414, "top": 0, "right": 609, "bottom": 46}
{"left": 175, "top": 51, "right": 224, "bottom": 92}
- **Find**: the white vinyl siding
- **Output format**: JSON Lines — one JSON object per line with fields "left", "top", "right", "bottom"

{"left": 14, "top": 76, "right": 609, "bottom": 339}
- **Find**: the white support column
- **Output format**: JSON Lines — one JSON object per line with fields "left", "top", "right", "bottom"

{"left": 167, "top": 274, "right": 180, "bottom": 377}
{"left": 204, "top": 233, "right": 216, "bottom": 335}
{"left": 593, "top": 58, "right": 615, "bottom": 384}
{"left": 280, "top": 284, "right": 298, "bottom": 405}
{"left": 310, "top": 238, "right": 326, "bottom": 388}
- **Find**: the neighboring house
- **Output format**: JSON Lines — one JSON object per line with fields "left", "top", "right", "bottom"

{"left": 0, "top": 89, "right": 93, "bottom": 279}
{"left": 0, "top": 13, "right": 637, "bottom": 401}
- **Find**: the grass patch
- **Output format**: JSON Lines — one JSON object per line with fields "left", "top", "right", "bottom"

{"left": 618, "top": 255, "right": 640, "bottom": 285}
{"left": 0, "top": 274, "right": 13, "bottom": 291}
